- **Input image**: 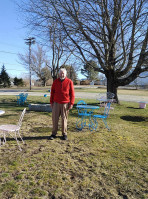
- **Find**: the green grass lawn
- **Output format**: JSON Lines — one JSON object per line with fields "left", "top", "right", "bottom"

{"left": 0, "top": 96, "right": 147, "bottom": 199}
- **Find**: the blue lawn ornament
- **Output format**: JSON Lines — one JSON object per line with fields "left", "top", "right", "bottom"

{"left": 44, "top": 94, "right": 47, "bottom": 97}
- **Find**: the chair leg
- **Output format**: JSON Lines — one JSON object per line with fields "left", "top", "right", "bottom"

{"left": 14, "top": 131, "right": 23, "bottom": 151}
{"left": 103, "top": 118, "right": 110, "bottom": 131}
{"left": 17, "top": 130, "right": 25, "bottom": 144}
{"left": 0, "top": 132, "right": 6, "bottom": 146}
{"left": 89, "top": 117, "right": 98, "bottom": 131}
{"left": 83, "top": 116, "right": 87, "bottom": 127}
{"left": 95, "top": 118, "right": 98, "bottom": 131}
{"left": 76, "top": 117, "right": 83, "bottom": 130}
{"left": 3, "top": 133, "right": 6, "bottom": 145}
{"left": 76, "top": 116, "right": 87, "bottom": 130}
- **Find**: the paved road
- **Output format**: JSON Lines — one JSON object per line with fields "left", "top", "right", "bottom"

{"left": 75, "top": 92, "right": 148, "bottom": 103}
{"left": 0, "top": 90, "right": 148, "bottom": 103}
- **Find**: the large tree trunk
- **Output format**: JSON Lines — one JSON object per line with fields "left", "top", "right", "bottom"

{"left": 106, "top": 70, "right": 119, "bottom": 103}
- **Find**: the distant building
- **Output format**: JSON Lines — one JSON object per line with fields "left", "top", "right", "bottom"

{"left": 130, "top": 72, "right": 148, "bottom": 87}
{"left": 80, "top": 79, "right": 90, "bottom": 85}
{"left": 90, "top": 81, "right": 94, "bottom": 85}
{"left": 100, "top": 78, "right": 107, "bottom": 86}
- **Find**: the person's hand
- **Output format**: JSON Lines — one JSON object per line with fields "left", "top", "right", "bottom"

{"left": 68, "top": 104, "right": 73, "bottom": 110}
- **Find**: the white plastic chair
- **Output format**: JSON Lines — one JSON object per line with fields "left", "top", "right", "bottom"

{"left": 96, "top": 92, "right": 115, "bottom": 108}
{"left": 0, "top": 108, "right": 26, "bottom": 151}
{"left": 107, "top": 92, "right": 115, "bottom": 103}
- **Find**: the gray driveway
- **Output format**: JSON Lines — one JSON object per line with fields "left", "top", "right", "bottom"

{"left": 0, "top": 90, "right": 148, "bottom": 103}
{"left": 75, "top": 92, "right": 148, "bottom": 103}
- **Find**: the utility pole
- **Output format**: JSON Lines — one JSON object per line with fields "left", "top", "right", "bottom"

{"left": 25, "top": 37, "right": 35, "bottom": 90}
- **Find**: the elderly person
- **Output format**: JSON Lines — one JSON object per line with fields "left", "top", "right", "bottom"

{"left": 49, "top": 68, "right": 75, "bottom": 140}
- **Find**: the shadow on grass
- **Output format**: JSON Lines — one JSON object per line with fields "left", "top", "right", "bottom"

{"left": 31, "top": 127, "right": 52, "bottom": 133}
{"left": 0, "top": 102, "right": 17, "bottom": 108}
{"left": 5, "top": 136, "right": 49, "bottom": 142}
{"left": 0, "top": 114, "right": 18, "bottom": 118}
{"left": 127, "top": 106, "right": 141, "bottom": 109}
{"left": 0, "top": 102, "right": 28, "bottom": 110}
{"left": 121, "top": 115, "right": 147, "bottom": 122}
{"left": 28, "top": 100, "right": 51, "bottom": 105}
{"left": 5, "top": 135, "right": 68, "bottom": 141}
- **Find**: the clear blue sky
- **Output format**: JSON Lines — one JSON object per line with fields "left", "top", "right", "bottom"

{"left": 0, "top": 0, "right": 34, "bottom": 79}
{"left": 0, "top": 0, "right": 85, "bottom": 80}
{"left": 0, "top": 1, "right": 147, "bottom": 84}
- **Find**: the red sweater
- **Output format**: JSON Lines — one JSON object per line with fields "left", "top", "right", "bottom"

{"left": 50, "top": 77, "right": 75, "bottom": 105}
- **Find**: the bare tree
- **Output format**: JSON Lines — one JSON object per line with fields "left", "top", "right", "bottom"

{"left": 18, "top": 0, "right": 148, "bottom": 103}
{"left": 18, "top": 44, "right": 51, "bottom": 86}
{"left": 17, "top": 0, "right": 76, "bottom": 81}
{"left": 47, "top": 22, "right": 75, "bottom": 80}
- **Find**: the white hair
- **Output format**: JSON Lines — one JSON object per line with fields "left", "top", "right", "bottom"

{"left": 59, "top": 68, "right": 67, "bottom": 75}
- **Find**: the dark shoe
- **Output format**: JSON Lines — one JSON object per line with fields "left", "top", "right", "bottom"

{"left": 48, "top": 135, "right": 57, "bottom": 140}
{"left": 62, "top": 135, "right": 68, "bottom": 140}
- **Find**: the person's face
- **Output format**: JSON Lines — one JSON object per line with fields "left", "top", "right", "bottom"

{"left": 59, "top": 71, "right": 66, "bottom": 80}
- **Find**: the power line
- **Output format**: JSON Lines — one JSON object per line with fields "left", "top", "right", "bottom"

{"left": 0, "top": 61, "right": 22, "bottom": 66}
{"left": 0, "top": 62, "right": 27, "bottom": 72}
{"left": 7, "top": 69, "right": 27, "bottom": 72}
{"left": 0, "top": 67, "right": 27, "bottom": 72}
{"left": 0, "top": 41, "right": 44, "bottom": 56}
{"left": 0, "top": 50, "right": 18, "bottom": 55}
{"left": 0, "top": 41, "right": 23, "bottom": 49}
{"left": 0, "top": 40, "right": 40, "bottom": 49}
